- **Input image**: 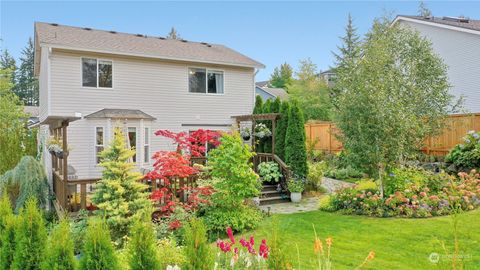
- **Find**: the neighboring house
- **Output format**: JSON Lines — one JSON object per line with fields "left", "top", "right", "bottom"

{"left": 394, "top": 15, "right": 480, "bottom": 113}
{"left": 24, "top": 106, "right": 40, "bottom": 127}
{"left": 319, "top": 69, "right": 336, "bottom": 87}
{"left": 255, "top": 80, "right": 270, "bottom": 88}
{"left": 34, "top": 22, "right": 264, "bottom": 182}
{"left": 255, "top": 82, "right": 288, "bottom": 101}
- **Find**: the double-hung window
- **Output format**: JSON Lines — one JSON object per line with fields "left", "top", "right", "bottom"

{"left": 188, "top": 68, "right": 224, "bottom": 94}
{"left": 144, "top": 127, "right": 150, "bottom": 164}
{"left": 82, "top": 58, "right": 113, "bottom": 88}
{"left": 95, "top": 127, "right": 104, "bottom": 164}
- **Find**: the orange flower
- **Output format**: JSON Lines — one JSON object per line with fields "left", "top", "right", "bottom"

{"left": 367, "top": 251, "right": 375, "bottom": 261}
{"left": 286, "top": 262, "right": 293, "bottom": 270}
{"left": 314, "top": 238, "right": 324, "bottom": 254}
{"left": 326, "top": 237, "right": 333, "bottom": 247}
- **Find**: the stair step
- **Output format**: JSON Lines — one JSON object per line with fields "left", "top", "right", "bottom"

{"left": 259, "top": 196, "right": 290, "bottom": 205}
{"left": 262, "top": 184, "right": 280, "bottom": 192}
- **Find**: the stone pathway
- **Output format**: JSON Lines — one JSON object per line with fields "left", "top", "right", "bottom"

{"left": 258, "top": 177, "right": 355, "bottom": 214}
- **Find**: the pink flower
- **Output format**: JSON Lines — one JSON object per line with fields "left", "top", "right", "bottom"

{"left": 226, "top": 227, "right": 235, "bottom": 244}
{"left": 249, "top": 236, "right": 255, "bottom": 246}
{"left": 216, "top": 239, "right": 232, "bottom": 253}
{"left": 420, "top": 192, "right": 427, "bottom": 197}
{"left": 259, "top": 239, "right": 269, "bottom": 259}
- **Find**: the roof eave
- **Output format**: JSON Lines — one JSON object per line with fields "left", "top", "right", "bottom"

{"left": 394, "top": 15, "right": 480, "bottom": 36}
{"left": 41, "top": 42, "right": 265, "bottom": 69}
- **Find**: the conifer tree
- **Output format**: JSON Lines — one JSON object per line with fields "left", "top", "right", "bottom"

{"left": 331, "top": 14, "right": 361, "bottom": 107}
{"left": 78, "top": 219, "right": 118, "bottom": 270}
{"left": 284, "top": 100, "right": 308, "bottom": 177}
{"left": 0, "top": 50, "right": 17, "bottom": 87}
{"left": 253, "top": 95, "right": 263, "bottom": 114}
{"left": 275, "top": 101, "right": 290, "bottom": 160}
{"left": 16, "top": 38, "right": 39, "bottom": 106}
{"left": 167, "top": 27, "right": 181, "bottom": 40}
{"left": 92, "top": 127, "right": 151, "bottom": 245}
{"left": 184, "top": 218, "right": 214, "bottom": 270}
{"left": 0, "top": 196, "right": 15, "bottom": 270}
{"left": 11, "top": 199, "right": 47, "bottom": 270}
{"left": 127, "top": 219, "right": 161, "bottom": 270}
{"left": 42, "top": 219, "right": 76, "bottom": 270}
{"left": 263, "top": 99, "right": 273, "bottom": 153}
{"left": 418, "top": 1, "right": 432, "bottom": 17}
{"left": 269, "top": 62, "right": 293, "bottom": 88}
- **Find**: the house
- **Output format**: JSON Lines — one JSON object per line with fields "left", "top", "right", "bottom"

{"left": 318, "top": 69, "right": 336, "bottom": 87}
{"left": 255, "top": 82, "right": 288, "bottom": 101}
{"left": 34, "top": 22, "right": 264, "bottom": 186}
{"left": 24, "top": 106, "right": 40, "bottom": 127}
{"left": 394, "top": 15, "right": 480, "bottom": 113}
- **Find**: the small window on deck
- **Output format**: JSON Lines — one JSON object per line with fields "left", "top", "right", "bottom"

{"left": 144, "top": 127, "right": 150, "bottom": 164}
{"left": 128, "top": 127, "right": 137, "bottom": 162}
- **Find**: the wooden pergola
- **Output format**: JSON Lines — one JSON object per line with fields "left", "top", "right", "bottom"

{"left": 231, "top": 113, "right": 280, "bottom": 154}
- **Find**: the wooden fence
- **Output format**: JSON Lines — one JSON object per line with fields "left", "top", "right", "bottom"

{"left": 305, "top": 114, "right": 480, "bottom": 156}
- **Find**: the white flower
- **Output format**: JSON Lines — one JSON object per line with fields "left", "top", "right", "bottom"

{"left": 166, "top": 265, "right": 181, "bottom": 270}
{"left": 245, "top": 256, "right": 252, "bottom": 268}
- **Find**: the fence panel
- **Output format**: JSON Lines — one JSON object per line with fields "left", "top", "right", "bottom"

{"left": 305, "top": 114, "right": 480, "bottom": 156}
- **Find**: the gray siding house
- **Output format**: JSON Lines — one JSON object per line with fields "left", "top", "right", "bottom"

{"left": 34, "top": 22, "right": 264, "bottom": 182}
{"left": 255, "top": 85, "right": 288, "bottom": 101}
{"left": 394, "top": 15, "right": 480, "bottom": 113}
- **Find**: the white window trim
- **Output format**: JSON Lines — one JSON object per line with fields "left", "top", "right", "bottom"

{"left": 81, "top": 57, "right": 114, "bottom": 89}
{"left": 187, "top": 67, "right": 225, "bottom": 95}
{"left": 144, "top": 127, "right": 150, "bottom": 164}
{"left": 94, "top": 126, "right": 105, "bottom": 165}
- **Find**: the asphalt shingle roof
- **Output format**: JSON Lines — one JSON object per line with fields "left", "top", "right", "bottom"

{"left": 35, "top": 22, "right": 264, "bottom": 69}
{"left": 398, "top": 15, "right": 480, "bottom": 32}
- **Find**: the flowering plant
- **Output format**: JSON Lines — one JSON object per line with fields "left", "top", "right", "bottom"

{"left": 240, "top": 127, "right": 251, "bottom": 140}
{"left": 254, "top": 123, "right": 272, "bottom": 139}
{"left": 215, "top": 227, "right": 269, "bottom": 269}
{"left": 287, "top": 177, "right": 306, "bottom": 193}
{"left": 446, "top": 130, "right": 480, "bottom": 170}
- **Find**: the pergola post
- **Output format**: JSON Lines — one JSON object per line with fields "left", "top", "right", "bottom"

{"left": 272, "top": 118, "right": 276, "bottom": 155}
{"left": 62, "top": 121, "right": 69, "bottom": 210}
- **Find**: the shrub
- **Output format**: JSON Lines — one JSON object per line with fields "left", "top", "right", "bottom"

{"left": 202, "top": 204, "right": 262, "bottom": 233}
{"left": 0, "top": 156, "right": 49, "bottom": 212}
{"left": 92, "top": 127, "right": 151, "bottom": 246}
{"left": 275, "top": 101, "right": 290, "bottom": 160}
{"left": 78, "top": 219, "right": 119, "bottom": 270}
{"left": 70, "top": 210, "right": 89, "bottom": 254}
{"left": 0, "top": 196, "right": 13, "bottom": 233}
{"left": 127, "top": 220, "right": 161, "bottom": 270}
{"left": 157, "top": 238, "right": 186, "bottom": 270}
{"left": 42, "top": 219, "right": 76, "bottom": 270}
{"left": 285, "top": 100, "right": 308, "bottom": 177}
{"left": 446, "top": 131, "right": 480, "bottom": 170}
{"left": 355, "top": 179, "right": 378, "bottom": 192}
{"left": 324, "top": 165, "right": 364, "bottom": 182}
{"left": 318, "top": 195, "right": 335, "bottom": 212}
{"left": 183, "top": 218, "right": 214, "bottom": 270}
{"left": 0, "top": 207, "right": 17, "bottom": 270}
{"left": 385, "top": 167, "right": 451, "bottom": 196}
{"left": 203, "top": 133, "right": 262, "bottom": 233}
{"left": 258, "top": 161, "right": 282, "bottom": 182}
{"left": 11, "top": 199, "right": 47, "bottom": 270}
{"left": 307, "top": 161, "right": 327, "bottom": 191}
{"left": 287, "top": 177, "right": 305, "bottom": 193}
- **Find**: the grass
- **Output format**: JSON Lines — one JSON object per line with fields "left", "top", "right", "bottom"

{"left": 243, "top": 210, "right": 480, "bottom": 269}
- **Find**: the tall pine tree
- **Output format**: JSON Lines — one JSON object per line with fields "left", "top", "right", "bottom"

{"left": 0, "top": 50, "right": 17, "bottom": 87}
{"left": 79, "top": 219, "right": 119, "bottom": 270}
{"left": 331, "top": 14, "right": 361, "bottom": 107}
{"left": 17, "top": 38, "right": 39, "bottom": 106}
{"left": 269, "top": 62, "right": 293, "bottom": 88}
{"left": 418, "top": 1, "right": 432, "bottom": 17}
{"left": 92, "top": 127, "right": 151, "bottom": 245}
{"left": 167, "top": 27, "right": 181, "bottom": 40}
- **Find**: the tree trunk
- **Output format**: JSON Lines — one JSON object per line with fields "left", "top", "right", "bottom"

{"left": 378, "top": 162, "right": 385, "bottom": 198}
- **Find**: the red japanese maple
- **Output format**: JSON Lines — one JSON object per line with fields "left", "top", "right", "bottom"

{"left": 155, "top": 129, "right": 221, "bottom": 157}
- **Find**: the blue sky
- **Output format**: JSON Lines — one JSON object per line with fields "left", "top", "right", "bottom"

{"left": 1, "top": 1, "right": 480, "bottom": 80}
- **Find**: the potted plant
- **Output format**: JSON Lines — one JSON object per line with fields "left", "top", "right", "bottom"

{"left": 288, "top": 176, "right": 305, "bottom": 203}
{"left": 47, "top": 137, "right": 65, "bottom": 159}
{"left": 257, "top": 161, "right": 282, "bottom": 183}
{"left": 254, "top": 123, "right": 272, "bottom": 139}
{"left": 240, "top": 127, "right": 251, "bottom": 141}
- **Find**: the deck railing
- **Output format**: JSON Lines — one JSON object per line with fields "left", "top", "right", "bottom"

{"left": 253, "top": 153, "right": 292, "bottom": 193}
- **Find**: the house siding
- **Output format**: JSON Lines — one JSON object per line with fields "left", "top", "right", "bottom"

{"left": 400, "top": 21, "right": 480, "bottom": 113}
{"left": 47, "top": 49, "right": 255, "bottom": 179}
{"left": 39, "top": 47, "right": 49, "bottom": 121}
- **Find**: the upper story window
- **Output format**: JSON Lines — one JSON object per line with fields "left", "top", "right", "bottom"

{"left": 82, "top": 58, "right": 113, "bottom": 88}
{"left": 188, "top": 68, "right": 224, "bottom": 94}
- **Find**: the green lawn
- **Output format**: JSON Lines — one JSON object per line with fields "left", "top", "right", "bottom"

{"left": 245, "top": 210, "right": 480, "bottom": 269}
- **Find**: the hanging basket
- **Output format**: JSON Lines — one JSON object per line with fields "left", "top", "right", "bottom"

{"left": 54, "top": 151, "right": 65, "bottom": 159}
{"left": 242, "top": 134, "right": 251, "bottom": 141}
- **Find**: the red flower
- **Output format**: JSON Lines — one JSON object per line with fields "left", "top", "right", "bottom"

{"left": 249, "top": 236, "right": 255, "bottom": 246}
{"left": 216, "top": 239, "right": 232, "bottom": 253}
{"left": 168, "top": 220, "right": 182, "bottom": 230}
{"left": 259, "top": 239, "right": 269, "bottom": 259}
{"left": 226, "top": 227, "right": 235, "bottom": 244}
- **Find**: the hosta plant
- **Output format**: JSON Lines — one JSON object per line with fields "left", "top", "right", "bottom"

{"left": 257, "top": 162, "right": 282, "bottom": 182}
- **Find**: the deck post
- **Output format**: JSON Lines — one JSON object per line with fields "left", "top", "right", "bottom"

{"left": 62, "top": 121, "right": 69, "bottom": 210}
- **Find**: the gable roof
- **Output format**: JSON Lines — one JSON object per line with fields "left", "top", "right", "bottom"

{"left": 34, "top": 22, "right": 264, "bottom": 75}
{"left": 85, "top": 108, "right": 156, "bottom": 120}
{"left": 255, "top": 81, "right": 270, "bottom": 88}
{"left": 394, "top": 15, "right": 480, "bottom": 35}
{"left": 256, "top": 86, "right": 288, "bottom": 101}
